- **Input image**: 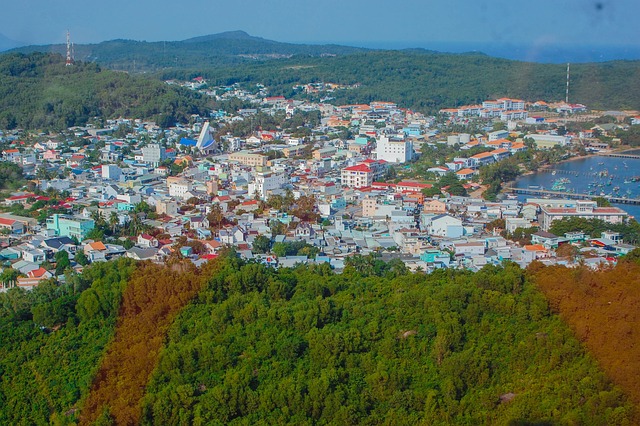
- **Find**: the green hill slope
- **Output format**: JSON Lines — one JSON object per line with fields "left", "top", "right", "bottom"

{"left": 0, "top": 255, "right": 637, "bottom": 424}
{"left": 0, "top": 52, "right": 211, "bottom": 130}
{"left": 140, "top": 257, "right": 635, "bottom": 425}
{"left": 162, "top": 50, "right": 640, "bottom": 111}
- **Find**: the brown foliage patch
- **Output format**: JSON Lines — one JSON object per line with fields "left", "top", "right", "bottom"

{"left": 531, "top": 262, "right": 640, "bottom": 408}
{"left": 79, "top": 261, "right": 205, "bottom": 425}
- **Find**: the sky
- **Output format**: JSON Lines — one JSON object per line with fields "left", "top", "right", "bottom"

{"left": 1, "top": 0, "right": 639, "bottom": 52}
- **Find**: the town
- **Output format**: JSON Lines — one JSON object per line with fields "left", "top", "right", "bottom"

{"left": 0, "top": 78, "right": 638, "bottom": 291}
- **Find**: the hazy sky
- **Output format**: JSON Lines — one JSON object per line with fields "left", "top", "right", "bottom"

{"left": 2, "top": 0, "right": 638, "bottom": 48}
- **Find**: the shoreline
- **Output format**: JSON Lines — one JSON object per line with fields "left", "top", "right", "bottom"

{"left": 501, "top": 147, "right": 640, "bottom": 200}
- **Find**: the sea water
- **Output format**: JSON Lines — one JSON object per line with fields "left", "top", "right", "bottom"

{"left": 513, "top": 155, "right": 640, "bottom": 219}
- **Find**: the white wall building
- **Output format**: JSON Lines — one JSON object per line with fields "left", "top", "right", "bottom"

{"left": 375, "top": 135, "right": 413, "bottom": 163}
{"left": 141, "top": 144, "right": 166, "bottom": 167}
{"left": 248, "top": 171, "right": 287, "bottom": 199}
{"left": 168, "top": 179, "right": 192, "bottom": 199}
{"left": 341, "top": 164, "right": 373, "bottom": 188}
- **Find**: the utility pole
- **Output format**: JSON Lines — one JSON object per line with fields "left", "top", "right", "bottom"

{"left": 565, "top": 63, "right": 570, "bottom": 104}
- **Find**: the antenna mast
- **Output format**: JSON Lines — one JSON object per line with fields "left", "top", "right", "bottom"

{"left": 65, "top": 30, "right": 74, "bottom": 66}
{"left": 565, "top": 63, "right": 570, "bottom": 103}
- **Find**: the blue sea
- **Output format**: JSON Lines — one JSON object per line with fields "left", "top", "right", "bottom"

{"left": 513, "top": 154, "right": 640, "bottom": 218}
{"left": 341, "top": 41, "right": 640, "bottom": 64}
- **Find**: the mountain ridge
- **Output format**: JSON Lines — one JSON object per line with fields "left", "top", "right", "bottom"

{"left": 6, "top": 30, "right": 367, "bottom": 72}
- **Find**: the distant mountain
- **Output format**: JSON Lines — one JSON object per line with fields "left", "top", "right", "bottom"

{"left": 181, "top": 30, "right": 263, "bottom": 43}
{"left": 0, "top": 33, "right": 23, "bottom": 52}
{"left": 7, "top": 31, "right": 367, "bottom": 72}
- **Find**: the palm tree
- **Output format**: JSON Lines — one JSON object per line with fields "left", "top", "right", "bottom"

{"left": 0, "top": 268, "right": 20, "bottom": 289}
{"left": 109, "top": 211, "right": 119, "bottom": 235}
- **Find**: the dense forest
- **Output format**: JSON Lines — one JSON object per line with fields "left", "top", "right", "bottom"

{"left": 0, "top": 52, "right": 212, "bottom": 130}
{"left": 1, "top": 50, "right": 639, "bottom": 132}
{"left": 0, "top": 258, "right": 136, "bottom": 425}
{"left": 1, "top": 252, "right": 639, "bottom": 424}
{"left": 160, "top": 50, "right": 640, "bottom": 112}
{"left": 80, "top": 261, "right": 206, "bottom": 425}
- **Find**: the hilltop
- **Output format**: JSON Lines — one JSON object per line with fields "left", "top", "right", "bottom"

{"left": 0, "top": 52, "right": 211, "bottom": 130}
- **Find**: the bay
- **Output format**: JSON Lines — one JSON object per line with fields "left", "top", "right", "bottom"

{"left": 512, "top": 155, "right": 640, "bottom": 219}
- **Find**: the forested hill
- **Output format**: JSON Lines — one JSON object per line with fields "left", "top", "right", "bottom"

{"left": 7, "top": 31, "right": 366, "bottom": 72}
{"left": 1, "top": 253, "right": 639, "bottom": 424}
{"left": 0, "top": 52, "right": 211, "bottom": 130}
{"left": 161, "top": 50, "right": 640, "bottom": 112}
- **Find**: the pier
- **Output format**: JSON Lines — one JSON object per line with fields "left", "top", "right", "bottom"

{"left": 601, "top": 152, "right": 640, "bottom": 160}
{"left": 504, "top": 186, "right": 640, "bottom": 205}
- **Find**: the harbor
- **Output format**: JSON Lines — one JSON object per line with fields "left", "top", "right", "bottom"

{"left": 511, "top": 154, "right": 640, "bottom": 217}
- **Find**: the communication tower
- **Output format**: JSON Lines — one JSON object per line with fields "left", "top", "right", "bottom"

{"left": 65, "top": 30, "right": 74, "bottom": 66}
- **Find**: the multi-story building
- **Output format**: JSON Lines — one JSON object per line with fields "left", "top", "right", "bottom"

{"left": 248, "top": 171, "right": 287, "bottom": 199}
{"left": 141, "top": 143, "right": 166, "bottom": 167}
{"left": 375, "top": 135, "right": 413, "bottom": 163}
{"left": 487, "top": 130, "right": 509, "bottom": 141}
{"left": 46, "top": 214, "right": 95, "bottom": 240}
{"left": 341, "top": 164, "right": 373, "bottom": 188}
{"left": 168, "top": 179, "right": 192, "bottom": 199}
{"left": 102, "top": 164, "right": 122, "bottom": 181}
{"left": 540, "top": 201, "right": 628, "bottom": 231}
{"left": 229, "top": 151, "right": 267, "bottom": 167}
{"left": 359, "top": 159, "right": 388, "bottom": 180}
{"left": 156, "top": 199, "right": 178, "bottom": 216}
{"left": 313, "top": 147, "right": 337, "bottom": 160}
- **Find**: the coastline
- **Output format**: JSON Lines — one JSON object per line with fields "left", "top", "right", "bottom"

{"left": 501, "top": 147, "right": 639, "bottom": 198}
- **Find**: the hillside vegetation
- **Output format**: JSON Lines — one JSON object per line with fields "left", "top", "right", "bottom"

{"left": 0, "top": 52, "right": 211, "bottom": 130}
{"left": 0, "top": 259, "right": 136, "bottom": 425}
{"left": 531, "top": 254, "right": 640, "bottom": 407}
{"left": 162, "top": 51, "right": 640, "bottom": 112}
{"left": 80, "top": 261, "right": 206, "bottom": 425}
{"left": 0, "top": 253, "right": 638, "bottom": 424}
{"left": 2, "top": 50, "right": 639, "bottom": 132}
{"left": 140, "top": 256, "right": 635, "bottom": 425}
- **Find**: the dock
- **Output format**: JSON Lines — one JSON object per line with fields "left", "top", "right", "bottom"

{"left": 504, "top": 186, "right": 640, "bottom": 205}
{"left": 601, "top": 152, "right": 640, "bottom": 160}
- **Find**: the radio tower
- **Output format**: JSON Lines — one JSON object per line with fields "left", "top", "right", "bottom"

{"left": 565, "top": 63, "right": 570, "bottom": 103}
{"left": 65, "top": 30, "right": 74, "bottom": 66}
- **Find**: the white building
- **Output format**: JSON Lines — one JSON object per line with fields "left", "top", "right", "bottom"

{"left": 341, "top": 164, "right": 373, "bottom": 188}
{"left": 488, "top": 130, "right": 509, "bottom": 141}
{"left": 141, "top": 144, "right": 166, "bottom": 167}
{"left": 425, "top": 214, "right": 464, "bottom": 238}
{"left": 101, "top": 164, "right": 122, "bottom": 181}
{"left": 540, "top": 201, "right": 628, "bottom": 231}
{"left": 168, "top": 179, "right": 192, "bottom": 199}
{"left": 248, "top": 171, "right": 287, "bottom": 199}
{"left": 375, "top": 135, "right": 413, "bottom": 163}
